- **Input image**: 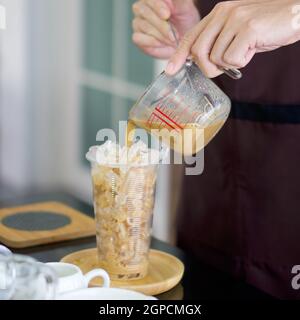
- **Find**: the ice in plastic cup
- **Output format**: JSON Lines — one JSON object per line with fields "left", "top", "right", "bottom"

{"left": 86, "top": 143, "right": 159, "bottom": 280}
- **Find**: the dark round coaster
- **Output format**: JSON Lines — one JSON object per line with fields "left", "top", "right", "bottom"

{"left": 1, "top": 211, "right": 71, "bottom": 231}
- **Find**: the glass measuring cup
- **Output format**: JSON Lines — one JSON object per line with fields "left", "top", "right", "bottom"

{"left": 129, "top": 61, "right": 231, "bottom": 156}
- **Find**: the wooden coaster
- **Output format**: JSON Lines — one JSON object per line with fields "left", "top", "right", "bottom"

{"left": 61, "top": 248, "right": 184, "bottom": 296}
{"left": 0, "top": 202, "right": 95, "bottom": 248}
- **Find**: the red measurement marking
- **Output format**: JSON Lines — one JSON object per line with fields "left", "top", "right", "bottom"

{"left": 151, "top": 112, "right": 177, "bottom": 130}
{"left": 154, "top": 107, "right": 184, "bottom": 129}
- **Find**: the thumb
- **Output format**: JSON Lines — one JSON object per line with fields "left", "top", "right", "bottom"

{"left": 163, "top": 0, "right": 175, "bottom": 12}
{"left": 165, "top": 25, "right": 200, "bottom": 75}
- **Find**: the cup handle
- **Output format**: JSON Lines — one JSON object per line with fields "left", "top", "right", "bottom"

{"left": 39, "top": 265, "right": 58, "bottom": 300}
{"left": 84, "top": 269, "right": 110, "bottom": 288}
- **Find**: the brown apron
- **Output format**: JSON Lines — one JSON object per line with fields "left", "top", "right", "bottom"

{"left": 177, "top": 102, "right": 300, "bottom": 299}
{"left": 177, "top": 1, "right": 300, "bottom": 299}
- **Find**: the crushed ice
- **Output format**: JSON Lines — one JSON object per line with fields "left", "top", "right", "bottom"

{"left": 86, "top": 140, "right": 161, "bottom": 166}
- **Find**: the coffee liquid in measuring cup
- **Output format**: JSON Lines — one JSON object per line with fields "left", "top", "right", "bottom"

{"left": 126, "top": 119, "right": 225, "bottom": 156}
{"left": 127, "top": 62, "right": 231, "bottom": 156}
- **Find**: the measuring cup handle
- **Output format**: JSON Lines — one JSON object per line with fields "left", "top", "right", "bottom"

{"left": 220, "top": 67, "right": 242, "bottom": 80}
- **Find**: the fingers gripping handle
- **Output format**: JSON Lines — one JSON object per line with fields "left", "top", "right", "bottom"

{"left": 169, "top": 21, "right": 242, "bottom": 80}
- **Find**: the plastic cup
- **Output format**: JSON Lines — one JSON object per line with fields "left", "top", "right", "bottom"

{"left": 87, "top": 150, "right": 158, "bottom": 280}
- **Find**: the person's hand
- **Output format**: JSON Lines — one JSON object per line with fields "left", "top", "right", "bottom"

{"left": 132, "top": 0, "right": 200, "bottom": 59}
{"left": 165, "top": 0, "right": 300, "bottom": 77}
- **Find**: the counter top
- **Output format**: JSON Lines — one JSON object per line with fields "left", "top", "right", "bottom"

{"left": 0, "top": 192, "right": 273, "bottom": 300}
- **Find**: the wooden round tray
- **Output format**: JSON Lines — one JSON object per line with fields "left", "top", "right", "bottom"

{"left": 61, "top": 248, "right": 184, "bottom": 296}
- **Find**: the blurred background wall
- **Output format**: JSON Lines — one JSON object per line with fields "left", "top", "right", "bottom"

{"left": 0, "top": 0, "right": 182, "bottom": 243}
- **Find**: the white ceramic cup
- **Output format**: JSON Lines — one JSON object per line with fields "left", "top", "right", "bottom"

{"left": 58, "top": 287, "right": 156, "bottom": 300}
{"left": 46, "top": 262, "right": 110, "bottom": 295}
